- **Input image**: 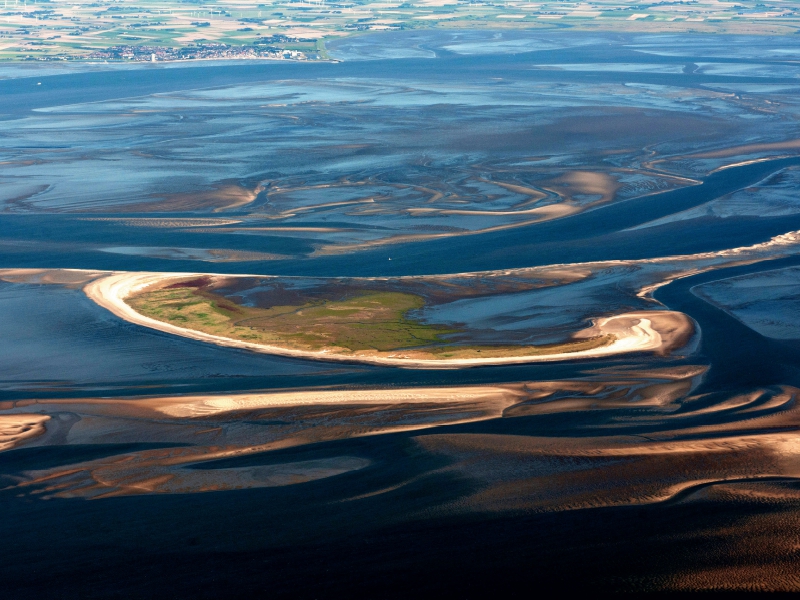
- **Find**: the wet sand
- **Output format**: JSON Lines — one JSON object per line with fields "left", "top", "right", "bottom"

{"left": 0, "top": 414, "right": 49, "bottom": 451}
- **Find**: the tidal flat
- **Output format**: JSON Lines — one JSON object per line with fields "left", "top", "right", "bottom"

{"left": 6, "top": 30, "right": 800, "bottom": 596}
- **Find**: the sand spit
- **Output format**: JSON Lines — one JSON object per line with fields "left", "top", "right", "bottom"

{"left": 0, "top": 414, "right": 50, "bottom": 451}
{"left": 149, "top": 385, "right": 525, "bottom": 418}
{"left": 577, "top": 310, "right": 695, "bottom": 356}
{"left": 83, "top": 271, "right": 689, "bottom": 367}
{"left": 81, "top": 218, "right": 243, "bottom": 228}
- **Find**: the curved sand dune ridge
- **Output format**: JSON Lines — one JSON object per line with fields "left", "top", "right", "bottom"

{"left": 0, "top": 414, "right": 50, "bottom": 451}
{"left": 84, "top": 271, "right": 693, "bottom": 368}
{"left": 150, "top": 385, "right": 526, "bottom": 418}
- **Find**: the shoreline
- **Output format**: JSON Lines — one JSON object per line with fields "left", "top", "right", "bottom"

{"left": 83, "top": 271, "right": 691, "bottom": 369}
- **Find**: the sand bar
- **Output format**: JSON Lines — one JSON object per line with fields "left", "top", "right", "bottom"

{"left": 0, "top": 414, "right": 50, "bottom": 451}
{"left": 148, "top": 385, "right": 525, "bottom": 417}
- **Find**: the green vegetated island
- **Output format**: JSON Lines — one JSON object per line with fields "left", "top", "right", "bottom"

{"left": 128, "top": 279, "right": 613, "bottom": 360}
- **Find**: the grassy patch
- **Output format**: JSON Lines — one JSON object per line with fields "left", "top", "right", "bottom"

{"left": 129, "top": 286, "right": 454, "bottom": 353}
{"left": 128, "top": 284, "right": 614, "bottom": 360}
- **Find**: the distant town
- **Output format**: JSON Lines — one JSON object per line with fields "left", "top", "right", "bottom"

{"left": 84, "top": 40, "right": 309, "bottom": 63}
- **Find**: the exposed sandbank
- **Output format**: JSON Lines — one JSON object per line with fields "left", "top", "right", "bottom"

{"left": 8, "top": 384, "right": 525, "bottom": 497}
{"left": 0, "top": 414, "right": 50, "bottom": 451}
{"left": 148, "top": 385, "right": 526, "bottom": 418}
